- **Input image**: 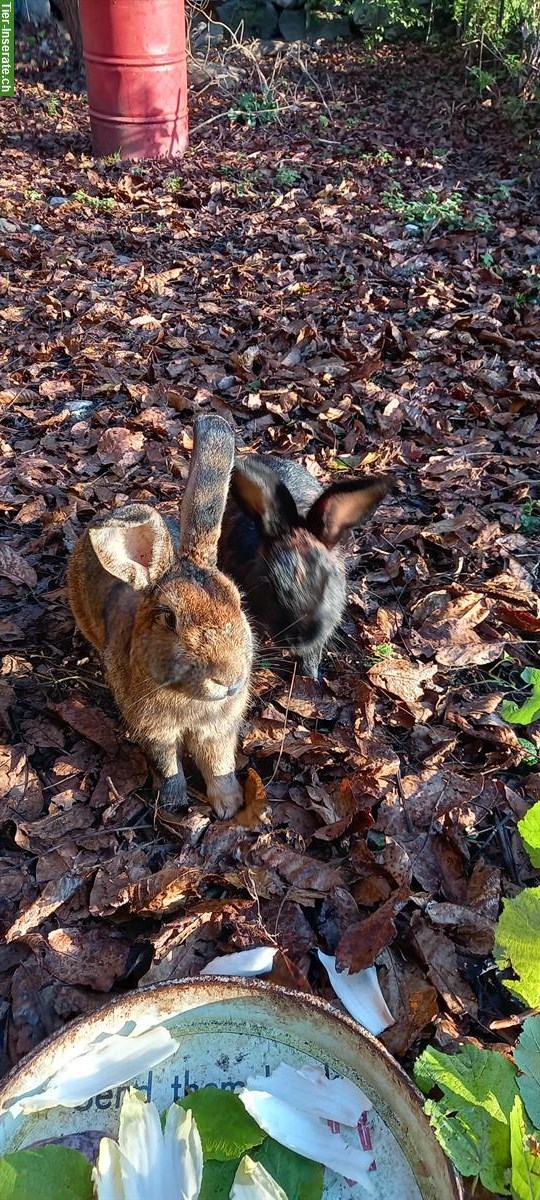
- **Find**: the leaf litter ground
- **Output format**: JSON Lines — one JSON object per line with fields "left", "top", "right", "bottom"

{"left": 1, "top": 30, "right": 540, "bottom": 1107}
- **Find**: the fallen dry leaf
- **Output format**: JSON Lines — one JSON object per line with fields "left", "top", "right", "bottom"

{"left": 0, "top": 544, "right": 37, "bottom": 589}
{"left": 51, "top": 697, "right": 119, "bottom": 755}
{"left": 335, "top": 887, "right": 408, "bottom": 972}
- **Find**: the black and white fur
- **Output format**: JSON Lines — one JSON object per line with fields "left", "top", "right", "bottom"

{"left": 219, "top": 454, "right": 391, "bottom": 679}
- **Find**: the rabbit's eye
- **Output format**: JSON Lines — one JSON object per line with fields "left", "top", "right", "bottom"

{"left": 157, "top": 607, "right": 176, "bottom": 632}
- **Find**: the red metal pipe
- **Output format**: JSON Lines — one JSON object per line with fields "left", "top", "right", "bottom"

{"left": 79, "top": 0, "right": 188, "bottom": 160}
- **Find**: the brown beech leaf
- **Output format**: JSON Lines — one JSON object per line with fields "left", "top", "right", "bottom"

{"left": 51, "top": 696, "right": 119, "bottom": 755}
{"left": 90, "top": 865, "right": 206, "bottom": 918}
{"left": 367, "top": 655, "right": 438, "bottom": 704}
{"left": 424, "top": 900, "right": 495, "bottom": 956}
{"left": 409, "top": 589, "right": 506, "bottom": 667}
{"left": 276, "top": 678, "right": 341, "bottom": 720}
{"left": 380, "top": 949, "right": 439, "bottom": 1057}
{"left": 232, "top": 767, "right": 271, "bottom": 830}
{"left": 0, "top": 544, "right": 38, "bottom": 589}
{"left": 335, "top": 885, "right": 408, "bottom": 971}
{"left": 0, "top": 745, "right": 44, "bottom": 821}
{"left": 410, "top": 913, "right": 478, "bottom": 1017}
{"left": 250, "top": 838, "right": 343, "bottom": 904}
{"left": 33, "top": 927, "right": 140, "bottom": 991}
{"left": 5, "top": 869, "right": 92, "bottom": 942}
{"left": 90, "top": 744, "right": 148, "bottom": 807}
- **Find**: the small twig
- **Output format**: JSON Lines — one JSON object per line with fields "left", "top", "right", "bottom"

{"left": 266, "top": 661, "right": 297, "bottom": 786}
{"left": 396, "top": 764, "right": 413, "bottom": 834}
{"left": 190, "top": 111, "right": 231, "bottom": 136}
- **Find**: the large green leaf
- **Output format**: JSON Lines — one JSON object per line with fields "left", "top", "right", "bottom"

{"left": 198, "top": 1157, "right": 238, "bottom": 1200}
{"left": 424, "top": 1097, "right": 511, "bottom": 1194}
{"left": 500, "top": 668, "right": 540, "bottom": 726}
{"left": 509, "top": 1095, "right": 540, "bottom": 1200}
{"left": 495, "top": 888, "right": 540, "bottom": 1008}
{"left": 518, "top": 803, "right": 540, "bottom": 869}
{"left": 178, "top": 1087, "right": 265, "bottom": 1161}
{"left": 415, "top": 1043, "right": 518, "bottom": 1123}
{"left": 0, "top": 1146, "right": 93, "bottom": 1200}
{"left": 254, "top": 1138, "right": 324, "bottom": 1200}
{"left": 415, "top": 1044, "right": 517, "bottom": 1194}
{"left": 515, "top": 1017, "right": 540, "bottom": 1130}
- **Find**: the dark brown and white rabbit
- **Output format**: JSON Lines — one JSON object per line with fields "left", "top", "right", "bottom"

{"left": 67, "top": 415, "right": 253, "bottom": 818}
{"left": 219, "top": 454, "right": 391, "bottom": 679}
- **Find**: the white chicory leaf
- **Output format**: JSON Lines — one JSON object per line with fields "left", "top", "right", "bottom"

{"left": 246, "top": 1063, "right": 371, "bottom": 1125}
{"left": 230, "top": 1154, "right": 288, "bottom": 1199}
{"left": 238, "top": 1089, "right": 374, "bottom": 1189}
{"left": 201, "top": 947, "right": 277, "bottom": 977}
{"left": 5, "top": 1025, "right": 178, "bottom": 1118}
{"left": 93, "top": 1089, "right": 203, "bottom": 1200}
{"left": 318, "top": 952, "right": 394, "bottom": 1036}
{"left": 93, "top": 1138, "right": 125, "bottom": 1200}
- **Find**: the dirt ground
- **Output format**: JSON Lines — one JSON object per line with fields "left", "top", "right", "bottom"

{"left": 0, "top": 28, "right": 539, "bottom": 1092}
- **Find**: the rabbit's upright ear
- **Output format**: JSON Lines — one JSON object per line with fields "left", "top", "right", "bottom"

{"left": 179, "top": 414, "right": 236, "bottom": 570}
{"left": 306, "top": 476, "right": 392, "bottom": 549}
{"left": 231, "top": 456, "right": 299, "bottom": 538}
{"left": 89, "top": 505, "right": 174, "bottom": 590}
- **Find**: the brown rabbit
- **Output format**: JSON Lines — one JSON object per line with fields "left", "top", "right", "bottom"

{"left": 67, "top": 415, "right": 253, "bottom": 818}
{"left": 220, "top": 454, "right": 391, "bottom": 679}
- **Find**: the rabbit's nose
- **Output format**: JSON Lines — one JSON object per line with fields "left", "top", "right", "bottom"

{"left": 211, "top": 674, "right": 246, "bottom": 697}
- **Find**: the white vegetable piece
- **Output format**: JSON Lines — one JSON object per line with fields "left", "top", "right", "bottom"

{"left": 246, "top": 1063, "right": 371, "bottom": 1125}
{"left": 5, "top": 1025, "right": 178, "bottom": 1118}
{"left": 201, "top": 947, "right": 277, "bottom": 977}
{"left": 92, "top": 1138, "right": 126, "bottom": 1200}
{"left": 92, "top": 1089, "right": 203, "bottom": 1200}
{"left": 230, "top": 1155, "right": 288, "bottom": 1199}
{"left": 318, "top": 952, "right": 394, "bottom": 1036}
{"left": 238, "top": 1089, "right": 375, "bottom": 1189}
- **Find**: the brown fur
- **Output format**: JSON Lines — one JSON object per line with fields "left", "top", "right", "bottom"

{"left": 67, "top": 417, "right": 253, "bottom": 818}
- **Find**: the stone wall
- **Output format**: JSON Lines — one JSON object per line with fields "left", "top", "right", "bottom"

{"left": 214, "top": 0, "right": 352, "bottom": 42}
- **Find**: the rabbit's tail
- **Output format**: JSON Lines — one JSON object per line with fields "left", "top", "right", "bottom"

{"left": 179, "top": 414, "right": 235, "bottom": 570}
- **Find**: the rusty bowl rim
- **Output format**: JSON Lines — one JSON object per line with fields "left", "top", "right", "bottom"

{"left": 0, "top": 977, "right": 462, "bottom": 1198}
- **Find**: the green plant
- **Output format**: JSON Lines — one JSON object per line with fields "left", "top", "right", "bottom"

{"left": 468, "top": 65, "right": 497, "bottom": 91}
{"left": 383, "top": 183, "right": 496, "bottom": 234}
{"left": 166, "top": 174, "right": 184, "bottom": 193}
{"left": 500, "top": 667, "right": 540, "bottom": 726}
{"left": 415, "top": 1028, "right": 540, "bottom": 1199}
{"left": 47, "top": 96, "right": 60, "bottom": 116}
{"left": 383, "top": 183, "right": 466, "bottom": 230}
{"left": 496, "top": 885, "right": 540, "bottom": 1008}
{"left": 25, "top": 188, "right": 42, "bottom": 201}
{"left": 518, "top": 800, "right": 540, "bottom": 865}
{"left": 73, "top": 191, "right": 116, "bottom": 211}
{"left": 518, "top": 738, "right": 540, "bottom": 767}
{"left": 372, "top": 643, "right": 395, "bottom": 659}
{"left": 416, "top": 802, "right": 540, "bottom": 1197}
{"left": 520, "top": 499, "right": 540, "bottom": 535}
{"left": 357, "top": 147, "right": 394, "bottom": 165}
{"left": 275, "top": 165, "right": 301, "bottom": 189}
{"left": 228, "top": 90, "right": 278, "bottom": 127}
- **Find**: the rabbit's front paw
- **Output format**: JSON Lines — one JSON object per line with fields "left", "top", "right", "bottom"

{"left": 159, "top": 773, "right": 189, "bottom": 812}
{"left": 207, "top": 773, "right": 244, "bottom": 819}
